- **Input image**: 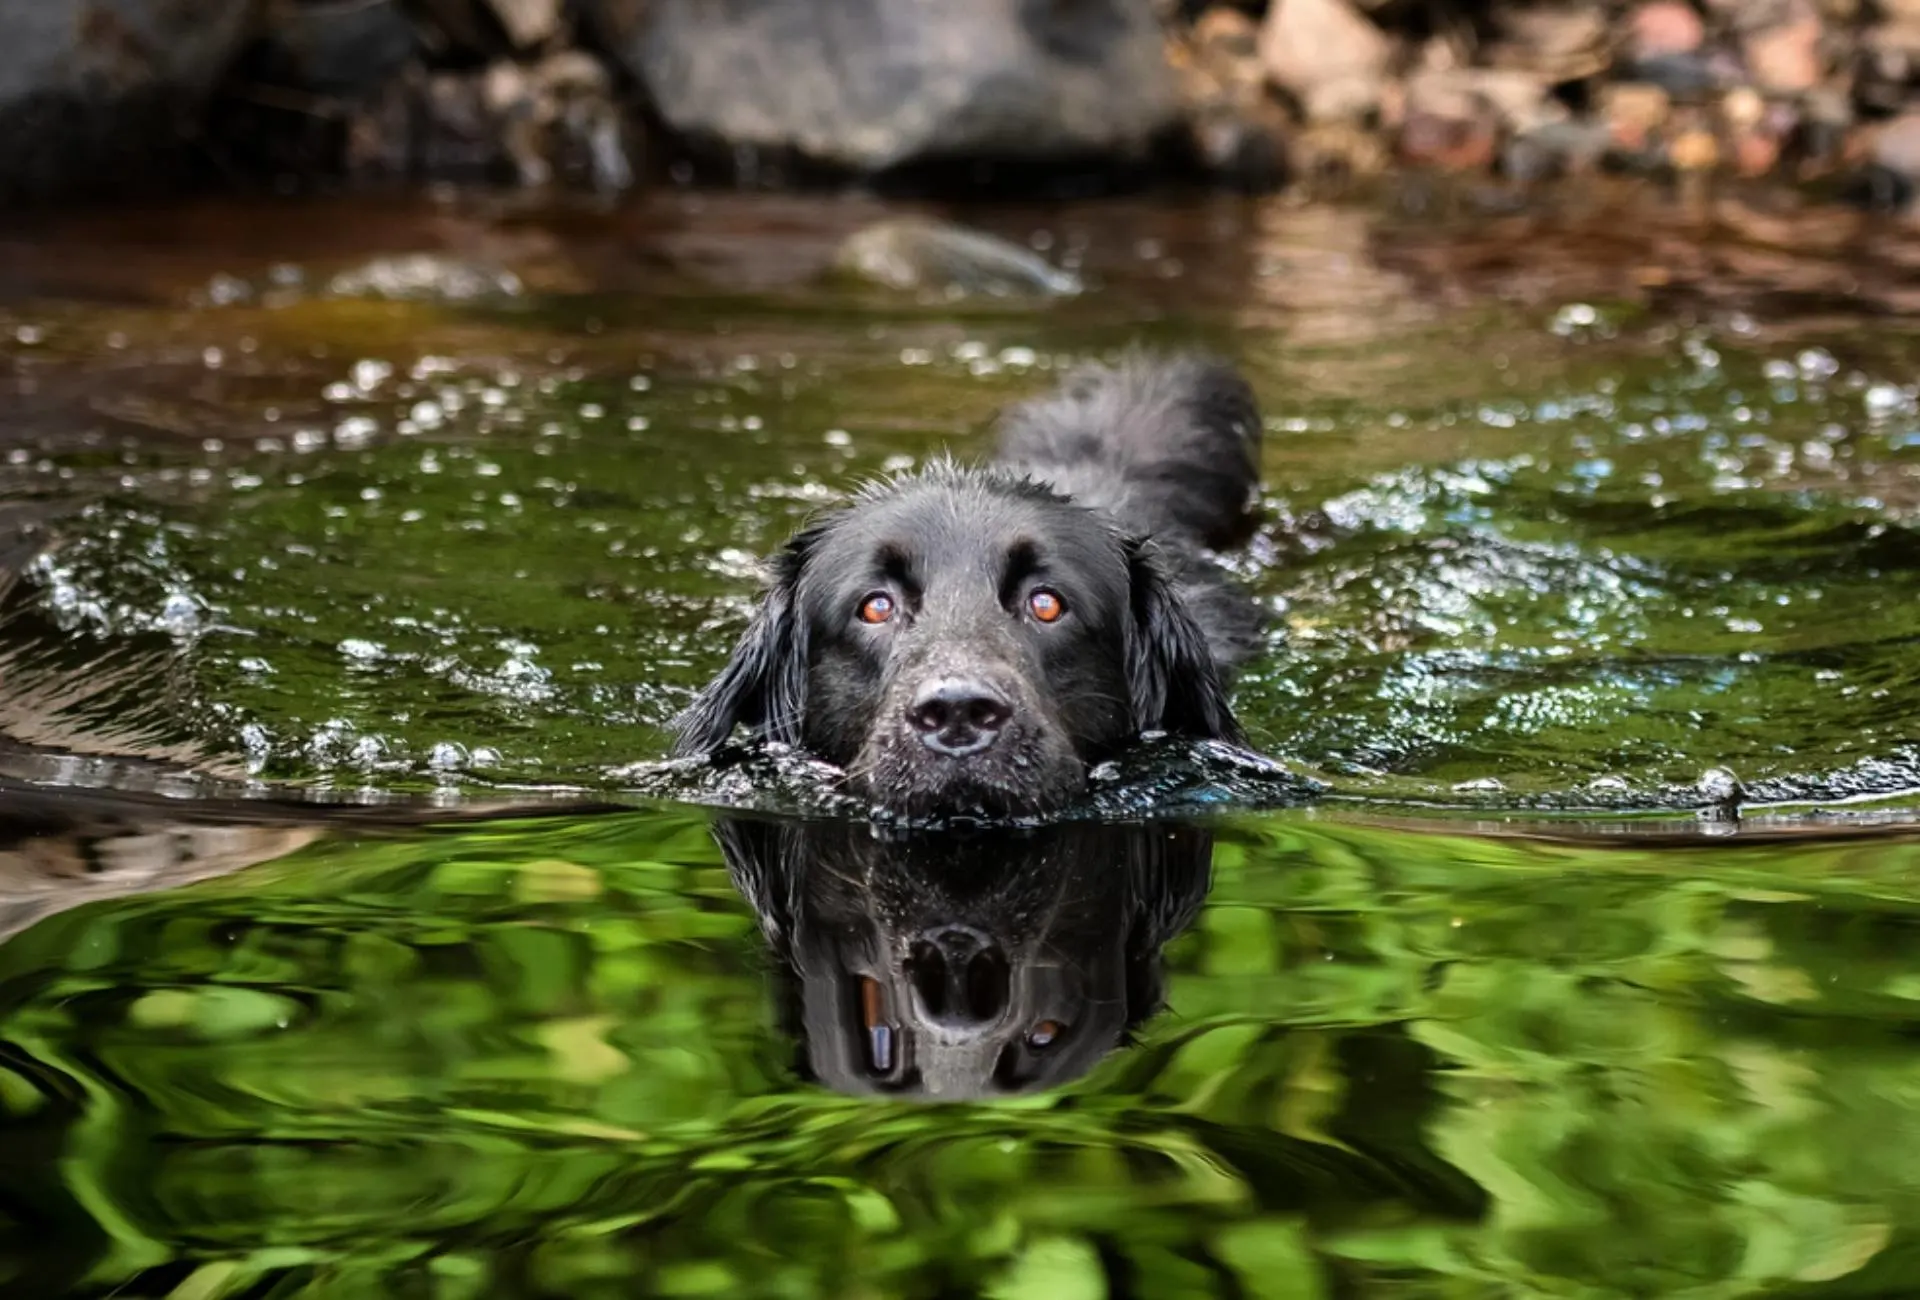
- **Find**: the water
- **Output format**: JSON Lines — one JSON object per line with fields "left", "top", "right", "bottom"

{"left": 6, "top": 186, "right": 1920, "bottom": 1296}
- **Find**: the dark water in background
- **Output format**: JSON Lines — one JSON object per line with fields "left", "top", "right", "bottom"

{"left": 5, "top": 185, "right": 1920, "bottom": 1296}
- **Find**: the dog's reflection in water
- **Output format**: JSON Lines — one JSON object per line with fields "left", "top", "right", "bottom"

{"left": 712, "top": 817, "right": 1214, "bottom": 1099}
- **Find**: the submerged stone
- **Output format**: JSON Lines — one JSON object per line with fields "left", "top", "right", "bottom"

{"left": 834, "top": 218, "right": 1084, "bottom": 297}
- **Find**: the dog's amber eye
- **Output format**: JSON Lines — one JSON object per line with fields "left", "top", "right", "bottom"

{"left": 1027, "top": 589, "right": 1066, "bottom": 623}
{"left": 858, "top": 592, "right": 895, "bottom": 624}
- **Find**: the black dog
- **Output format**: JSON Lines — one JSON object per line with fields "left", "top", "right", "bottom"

{"left": 713, "top": 815, "right": 1215, "bottom": 1098}
{"left": 674, "top": 352, "right": 1265, "bottom": 819}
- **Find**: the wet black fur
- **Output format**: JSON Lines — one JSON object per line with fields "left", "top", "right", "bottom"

{"left": 674, "top": 351, "right": 1265, "bottom": 819}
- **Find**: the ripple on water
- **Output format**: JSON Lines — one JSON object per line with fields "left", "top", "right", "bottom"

{"left": 4, "top": 279, "right": 1920, "bottom": 816}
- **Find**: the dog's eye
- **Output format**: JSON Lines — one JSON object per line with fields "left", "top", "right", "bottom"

{"left": 1027, "top": 1020, "right": 1064, "bottom": 1050}
{"left": 857, "top": 593, "right": 896, "bottom": 625}
{"left": 1027, "top": 589, "right": 1066, "bottom": 623}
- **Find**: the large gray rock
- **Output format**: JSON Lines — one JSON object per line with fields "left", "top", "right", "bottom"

{"left": 0, "top": 0, "right": 255, "bottom": 201}
{"left": 590, "top": 0, "right": 1179, "bottom": 172}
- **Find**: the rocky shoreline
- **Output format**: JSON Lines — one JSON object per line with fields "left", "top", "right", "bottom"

{"left": 5, "top": 0, "right": 1920, "bottom": 205}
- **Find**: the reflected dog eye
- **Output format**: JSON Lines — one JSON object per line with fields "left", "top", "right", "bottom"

{"left": 1027, "top": 1020, "right": 1064, "bottom": 1049}
{"left": 858, "top": 592, "right": 896, "bottom": 624}
{"left": 1027, "top": 589, "right": 1066, "bottom": 623}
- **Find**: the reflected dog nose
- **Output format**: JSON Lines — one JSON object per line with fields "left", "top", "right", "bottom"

{"left": 908, "top": 925, "right": 1011, "bottom": 1029}
{"left": 907, "top": 678, "right": 1012, "bottom": 756}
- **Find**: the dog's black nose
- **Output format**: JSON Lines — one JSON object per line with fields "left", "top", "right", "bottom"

{"left": 907, "top": 678, "right": 1011, "bottom": 756}
{"left": 908, "top": 926, "right": 1010, "bottom": 1029}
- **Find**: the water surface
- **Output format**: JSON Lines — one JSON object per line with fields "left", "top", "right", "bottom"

{"left": 5, "top": 185, "right": 1920, "bottom": 1297}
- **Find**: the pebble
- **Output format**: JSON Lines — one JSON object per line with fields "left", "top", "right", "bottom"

{"left": 1742, "top": 4, "right": 1824, "bottom": 95}
{"left": 1628, "top": 1, "right": 1706, "bottom": 58}
{"left": 1259, "top": 0, "right": 1393, "bottom": 122}
{"left": 1603, "top": 83, "right": 1672, "bottom": 154}
{"left": 1870, "top": 108, "right": 1920, "bottom": 180}
{"left": 1669, "top": 126, "right": 1721, "bottom": 171}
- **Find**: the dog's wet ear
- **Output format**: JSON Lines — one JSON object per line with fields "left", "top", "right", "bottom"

{"left": 1123, "top": 539, "right": 1244, "bottom": 745}
{"left": 672, "top": 527, "right": 821, "bottom": 756}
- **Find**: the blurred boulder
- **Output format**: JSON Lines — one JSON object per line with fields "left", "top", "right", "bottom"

{"left": 249, "top": 0, "right": 418, "bottom": 97}
{"left": 587, "top": 0, "right": 1179, "bottom": 173}
{"left": 0, "top": 0, "right": 255, "bottom": 201}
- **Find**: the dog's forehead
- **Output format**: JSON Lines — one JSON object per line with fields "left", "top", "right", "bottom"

{"left": 810, "top": 476, "right": 1119, "bottom": 575}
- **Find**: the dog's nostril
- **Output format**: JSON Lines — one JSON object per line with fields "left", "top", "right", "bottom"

{"left": 907, "top": 678, "right": 1012, "bottom": 754}
{"left": 965, "top": 695, "right": 1012, "bottom": 731}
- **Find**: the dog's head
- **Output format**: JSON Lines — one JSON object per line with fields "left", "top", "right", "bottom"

{"left": 714, "top": 816, "right": 1215, "bottom": 1099}
{"left": 674, "top": 466, "right": 1241, "bottom": 819}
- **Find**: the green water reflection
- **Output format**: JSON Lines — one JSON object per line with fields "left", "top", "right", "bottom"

{"left": 7, "top": 805, "right": 1920, "bottom": 1297}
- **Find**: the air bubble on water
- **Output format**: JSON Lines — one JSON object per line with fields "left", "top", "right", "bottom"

{"left": 1549, "top": 303, "right": 1598, "bottom": 336}
{"left": 238, "top": 657, "right": 273, "bottom": 675}
{"left": 1697, "top": 766, "right": 1743, "bottom": 804}
{"left": 953, "top": 340, "right": 988, "bottom": 362}
{"left": 1796, "top": 348, "right": 1840, "bottom": 381}
{"left": 204, "top": 272, "right": 251, "bottom": 306}
{"left": 428, "top": 741, "right": 469, "bottom": 771}
{"left": 323, "top": 382, "right": 355, "bottom": 403}
{"left": 1451, "top": 777, "right": 1505, "bottom": 793}
{"left": 1763, "top": 358, "right": 1797, "bottom": 382}
{"left": 352, "top": 359, "right": 393, "bottom": 392}
{"left": 627, "top": 415, "right": 650, "bottom": 432}
{"left": 743, "top": 415, "right": 764, "bottom": 431}
{"left": 239, "top": 723, "right": 274, "bottom": 773}
{"left": 159, "top": 591, "right": 202, "bottom": 636}
{"left": 1864, "top": 383, "right": 1913, "bottom": 419}
{"left": 1587, "top": 775, "right": 1630, "bottom": 791}
{"left": 475, "top": 461, "right": 502, "bottom": 477}
{"left": 411, "top": 400, "right": 446, "bottom": 430}
{"left": 999, "top": 346, "right": 1037, "bottom": 367}
{"left": 580, "top": 403, "right": 604, "bottom": 420}
{"left": 340, "top": 638, "right": 385, "bottom": 662}
{"left": 202, "top": 347, "right": 224, "bottom": 369}
{"left": 292, "top": 428, "right": 328, "bottom": 453}
{"left": 14, "top": 324, "right": 44, "bottom": 345}
{"left": 824, "top": 428, "right": 852, "bottom": 448}
{"left": 334, "top": 415, "right": 378, "bottom": 447}
{"left": 471, "top": 746, "right": 503, "bottom": 767}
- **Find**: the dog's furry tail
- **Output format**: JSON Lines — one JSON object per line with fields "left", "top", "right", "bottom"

{"left": 991, "top": 350, "right": 1263, "bottom": 549}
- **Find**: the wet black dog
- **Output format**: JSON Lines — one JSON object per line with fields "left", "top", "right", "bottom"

{"left": 674, "top": 352, "right": 1265, "bottom": 819}
{"left": 713, "top": 816, "right": 1214, "bottom": 1098}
